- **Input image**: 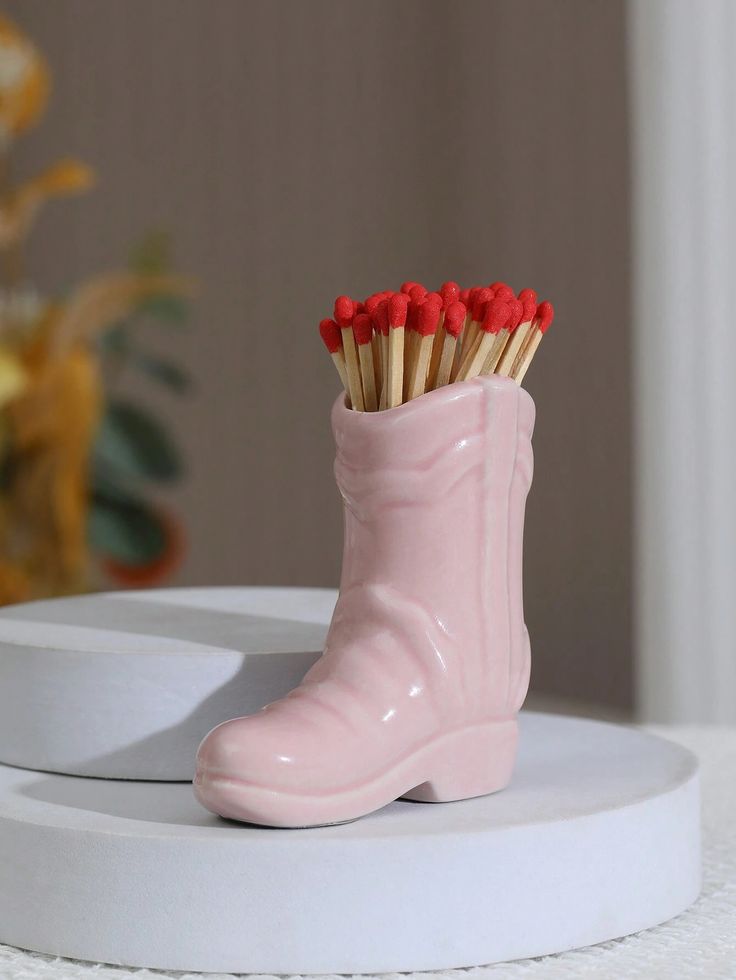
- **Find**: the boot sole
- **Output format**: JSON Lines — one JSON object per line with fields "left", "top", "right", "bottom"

{"left": 194, "top": 719, "right": 518, "bottom": 828}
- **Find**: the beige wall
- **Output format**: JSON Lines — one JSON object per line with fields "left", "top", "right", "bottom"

{"left": 7, "top": 0, "right": 632, "bottom": 710}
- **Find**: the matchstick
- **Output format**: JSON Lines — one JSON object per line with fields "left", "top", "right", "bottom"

{"left": 427, "top": 281, "right": 459, "bottom": 390}
{"left": 353, "top": 313, "right": 378, "bottom": 411}
{"left": 403, "top": 290, "right": 432, "bottom": 397}
{"left": 386, "top": 292, "right": 409, "bottom": 408}
{"left": 506, "top": 288, "right": 539, "bottom": 366}
{"left": 481, "top": 297, "right": 524, "bottom": 375}
{"left": 451, "top": 287, "right": 473, "bottom": 377}
{"left": 363, "top": 296, "right": 385, "bottom": 399}
{"left": 433, "top": 301, "right": 466, "bottom": 389}
{"left": 494, "top": 290, "right": 537, "bottom": 377}
{"left": 511, "top": 300, "right": 554, "bottom": 383}
{"left": 455, "top": 298, "right": 511, "bottom": 382}
{"left": 461, "top": 287, "right": 493, "bottom": 363}
{"left": 407, "top": 299, "right": 441, "bottom": 399}
{"left": 318, "top": 318, "right": 349, "bottom": 398}
{"left": 402, "top": 286, "right": 431, "bottom": 396}
{"left": 372, "top": 331, "right": 383, "bottom": 400}
{"left": 334, "top": 295, "right": 365, "bottom": 411}
{"left": 372, "top": 298, "right": 390, "bottom": 409}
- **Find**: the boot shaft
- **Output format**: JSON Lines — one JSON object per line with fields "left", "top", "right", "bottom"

{"left": 330, "top": 376, "right": 535, "bottom": 720}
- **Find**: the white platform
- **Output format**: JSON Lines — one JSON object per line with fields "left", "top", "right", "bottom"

{"left": 0, "top": 713, "right": 700, "bottom": 975}
{"left": 0, "top": 588, "right": 336, "bottom": 780}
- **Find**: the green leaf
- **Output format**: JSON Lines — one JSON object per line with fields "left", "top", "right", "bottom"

{"left": 88, "top": 496, "right": 166, "bottom": 565}
{"left": 90, "top": 465, "right": 142, "bottom": 506}
{"left": 136, "top": 293, "right": 189, "bottom": 323}
{"left": 94, "top": 400, "right": 182, "bottom": 483}
{"left": 98, "top": 324, "right": 130, "bottom": 355}
{"left": 133, "top": 354, "right": 191, "bottom": 393}
{"left": 130, "top": 231, "right": 170, "bottom": 276}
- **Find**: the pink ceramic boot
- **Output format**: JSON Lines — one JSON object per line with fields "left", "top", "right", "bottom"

{"left": 194, "top": 375, "right": 535, "bottom": 827}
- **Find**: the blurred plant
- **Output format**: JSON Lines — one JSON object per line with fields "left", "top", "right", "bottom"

{"left": 0, "top": 14, "right": 194, "bottom": 605}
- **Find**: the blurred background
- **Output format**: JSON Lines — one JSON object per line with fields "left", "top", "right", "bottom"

{"left": 0, "top": 0, "right": 729, "bottom": 724}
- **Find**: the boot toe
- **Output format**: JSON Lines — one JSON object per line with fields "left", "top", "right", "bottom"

{"left": 196, "top": 714, "right": 294, "bottom": 785}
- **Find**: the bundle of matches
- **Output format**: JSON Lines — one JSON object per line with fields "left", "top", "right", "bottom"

{"left": 319, "top": 280, "right": 554, "bottom": 411}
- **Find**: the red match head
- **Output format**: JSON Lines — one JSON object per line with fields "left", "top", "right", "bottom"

{"left": 319, "top": 318, "right": 342, "bottom": 354}
{"left": 406, "top": 299, "right": 420, "bottom": 333}
{"left": 372, "top": 298, "right": 389, "bottom": 336}
{"left": 400, "top": 281, "right": 419, "bottom": 294}
{"left": 334, "top": 295, "right": 355, "bottom": 328}
{"left": 507, "top": 298, "right": 524, "bottom": 332}
{"left": 536, "top": 300, "right": 554, "bottom": 333}
{"left": 417, "top": 299, "right": 441, "bottom": 336}
{"left": 440, "top": 281, "right": 460, "bottom": 308}
{"left": 482, "top": 298, "right": 511, "bottom": 334}
{"left": 519, "top": 288, "right": 538, "bottom": 323}
{"left": 408, "top": 283, "right": 428, "bottom": 302}
{"left": 364, "top": 294, "right": 382, "bottom": 314}
{"left": 388, "top": 291, "right": 409, "bottom": 328}
{"left": 472, "top": 287, "right": 494, "bottom": 323}
{"left": 352, "top": 312, "right": 373, "bottom": 346}
{"left": 491, "top": 282, "right": 514, "bottom": 301}
{"left": 458, "top": 287, "right": 471, "bottom": 307}
{"left": 424, "top": 291, "right": 443, "bottom": 309}
{"left": 444, "top": 301, "right": 466, "bottom": 338}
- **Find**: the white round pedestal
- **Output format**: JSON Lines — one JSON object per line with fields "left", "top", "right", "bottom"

{"left": 0, "top": 713, "right": 700, "bottom": 975}
{"left": 0, "top": 587, "right": 336, "bottom": 780}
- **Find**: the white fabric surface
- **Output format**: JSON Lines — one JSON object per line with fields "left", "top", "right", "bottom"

{"left": 1, "top": 726, "right": 734, "bottom": 980}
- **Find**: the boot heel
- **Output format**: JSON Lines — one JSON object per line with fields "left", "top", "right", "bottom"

{"left": 402, "top": 720, "right": 518, "bottom": 803}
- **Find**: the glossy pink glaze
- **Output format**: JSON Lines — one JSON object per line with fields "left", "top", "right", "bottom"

{"left": 194, "top": 376, "right": 535, "bottom": 826}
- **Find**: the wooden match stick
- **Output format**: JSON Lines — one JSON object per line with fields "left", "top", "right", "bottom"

{"left": 353, "top": 313, "right": 378, "bottom": 411}
{"left": 433, "top": 300, "right": 466, "bottom": 389}
{"left": 455, "top": 298, "right": 511, "bottom": 381}
{"left": 451, "top": 287, "right": 473, "bottom": 377}
{"left": 453, "top": 287, "right": 492, "bottom": 381}
{"left": 494, "top": 290, "right": 537, "bottom": 377}
{"left": 372, "top": 331, "right": 383, "bottom": 400}
{"left": 318, "top": 318, "right": 349, "bottom": 398}
{"left": 364, "top": 293, "right": 388, "bottom": 399}
{"left": 402, "top": 299, "right": 418, "bottom": 400}
{"left": 372, "top": 298, "right": 390, "bottom": 409}
{"left": 506, "top": 288, "right": 539, "bottom": 365}
{"left": 511, "top": 300, "right": 554, "bottom": 383}
{"left": 481, "top": 297, "right": 523, "bottom": 375}
{"left": 402, "top": 286, "right": 430, "bottom": 398}
{"left": 386, "top": 292, "right": 409, "bottom": 408}
{"left": 334, "top": 295, "right": 365, "bottom": 411}
{"left": 407, "top": 299, "right": 441, "bottom": 399}
{"left": 427, "top": 281, "right": 459, "bottom": 390}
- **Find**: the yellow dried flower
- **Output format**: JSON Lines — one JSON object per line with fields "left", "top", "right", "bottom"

{"left": 0, "top": 158, "right": 96, "bottom": 247}
{"left": 0, "top": 14, "right": 50, "bottom": 143}
{"left": 0, "top": 346, "right": 26, "bottom": 407}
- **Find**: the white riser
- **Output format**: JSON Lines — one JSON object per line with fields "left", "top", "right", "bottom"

{"left": 0, "top": 587, "right": 336, "bottom": 779}
{"left": 0, "top": 713, "right": 700, "bottom": 974}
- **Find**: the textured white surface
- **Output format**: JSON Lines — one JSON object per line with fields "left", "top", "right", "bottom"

{"left": 0, "top": 715, "right": 700, "bottom": 975}
{"left": 0, "top": 588, "right": 336, "bottom": 780}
